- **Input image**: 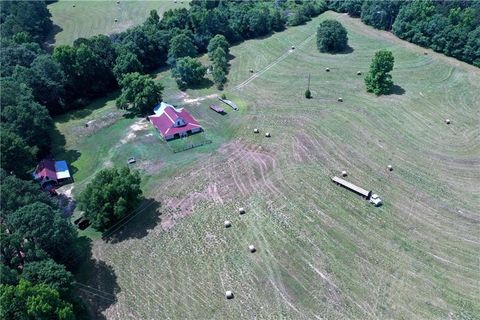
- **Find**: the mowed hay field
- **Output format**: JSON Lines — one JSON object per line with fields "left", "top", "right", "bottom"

{"left": 58, "top": 11, "right": 480, "bottom": 319}
{"left": 48, "top": 0, "right": 187, "bottom": 45}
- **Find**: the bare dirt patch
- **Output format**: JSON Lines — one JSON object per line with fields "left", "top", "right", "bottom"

{"left": 182, "top": 93, "right": 219, "bottom": 105}
{"left": 120, "top": 119, "right": 150, "bottom": 144}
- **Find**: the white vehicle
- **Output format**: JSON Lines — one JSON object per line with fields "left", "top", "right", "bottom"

{"left": 369, "top": 194, "right": 382, "bottom": 207}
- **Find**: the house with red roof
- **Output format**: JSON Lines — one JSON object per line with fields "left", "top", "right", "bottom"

{"left": 149, "top": 102, "right": 203, "bottom": 140}
{"left": 33, "top": 159, "right": 72, "bottom": 188}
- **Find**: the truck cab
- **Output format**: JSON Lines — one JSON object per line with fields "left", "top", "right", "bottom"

{"left": 369, "top": 194, "right": 382, "bottom": 207}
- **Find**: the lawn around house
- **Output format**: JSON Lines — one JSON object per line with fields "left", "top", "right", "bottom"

{"left": 54, "top": 11, "right": 480, "bottom": 320}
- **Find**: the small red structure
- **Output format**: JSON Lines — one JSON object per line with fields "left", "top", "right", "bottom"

{"left": 149, "top": 102, "right": 203, "bottom": 140}
{"left": 33, "top": 159, "right": 72, "bottom": 188}
{"left": 210, "top": 105, "right": 225, "bottom": 113}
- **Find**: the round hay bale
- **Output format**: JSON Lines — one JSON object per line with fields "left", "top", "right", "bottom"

{"left": 238, "top": 207, "right": 245, "bottom": 214}
{"left": 265, "top": 132, "right": 271, "bottom": 137}
{"left": 117, "top": 1, "right": 120, "bottom": 3}
{"left": 73, "top": 4, "right": 76, "bottom": 7}
{"left": 424, "top": 51, "right": 428, "bottom": 55}
{"left": 224, "top": 220, "right": 231, "bottom": 228}
{"left": 248, "top": 245, "right": 256, "bottom": 253}
{"left": 387, "top": 165, "right": 393, "bottom": 171}
{"left": 225, "top": 291, "right": 234, "bottom": 299}
{"left": 254, "top": 128, "right": 259, "bottom": 133}
{"left": 338, "top": 97, "right": 343, "bottom": 102}
{"left": 445, "top": 119, "right": 451, "bottom": 124}
{"left": 325, "top": 67, "right": 330, "bottom": 72}
{"left": 341, "top": 170, "right": 347, "bottom": 177}
{"left": 357, "top": 71, "right": 362, "bottom": 75}
{"left": 291, "top": 46, "right": 295, "bottom": 50}
{"left": 114, "top": 18, "right": 118, "bottom": 22}
{"left": 249, "top": 69, "right": 254, "bottom": 73}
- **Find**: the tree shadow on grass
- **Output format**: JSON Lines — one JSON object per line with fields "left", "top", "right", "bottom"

{"left": 54, "top": 91, "right": 121, "bottom": 124}
{"left": 102, "top": 198, "right": 161, "bottom": 244}
{"left": 49, "top": 126, "right": 81, "bottom": 176}
{"left": 186, "top": 78, "right": 214, "bottom": 90}
{"left": 73, "top": 237, "right": 120, "bottom": 320}
{"left": 43, "top": 24, "right": 63, "bottom": 53}
{"left": 332, "top": 45, "right": 354, "bottom": 55}
{"left": 389, "top": 84, "right": 406, "bottom": 95}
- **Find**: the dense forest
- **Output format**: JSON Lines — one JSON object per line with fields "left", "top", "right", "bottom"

{"left": 0, "top": 0, "right": 478, "bottom": 318}
{"left": 328, "top": 0, "right": 480, "bottom": 66}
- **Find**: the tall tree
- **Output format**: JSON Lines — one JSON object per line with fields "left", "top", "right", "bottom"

{"left": 0, "top": 1, "right": 53, "bottom": 42}
{"left": 0, "top": 169, "right": 55, "bottom": 217}
{"left": 113, "top": 52, "right": 143, "bottom": 81}
{"left": 1, "top": 100, "right": 53, "bottom": 154}
{"left": 361, "top": 0, "right": 402, "bottom": 31}
{"left": 365, "top": 49, "right": 395, "bottom": 95}
{"left": 171, "top": 57, "right": 207, "bottom": 90}
{"left": 0, "top": 127, "right": 35, "bottom": 179}
{"left": 207, "top": 34, "right": 229, "bottom": 59}
{"left": 6, "top": 202, "right": 77, "bottom": 266}
{"left": 21, "top": 260, "right": 75, "bottom": 298}
{"left": 115, "top": 72, "right": 163, "bottom": 115}
{"left": 23, "top": 54, "right": 66, "bottom": 108}
{"left": 316, "top": 20, "right": 349, "bottom": 53}
{"left": 0, "top": 279, "right": 75, "bottom": 320}
{"left": 167, "top": 33, "right": 197, "bottom": 65}
{"left": 78, "top": 167, "right": 142, "bottom": 231}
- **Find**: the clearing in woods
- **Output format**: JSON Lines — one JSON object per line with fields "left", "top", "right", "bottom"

{"left": 57, "top": 11, "right": 480, "bottom": 320}
{"left": 48, "top": 0, "right": 188, "bottom": 45}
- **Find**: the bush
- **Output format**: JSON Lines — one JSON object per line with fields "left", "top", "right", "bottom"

{"left": 305, "top": 89, "right": 312, "bottom": 99}
{"left": 316, "top": 20, "right": 348, "bottom": 53}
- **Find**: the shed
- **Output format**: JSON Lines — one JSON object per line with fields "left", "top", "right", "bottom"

{"left": 33, "top": 159, "right": 72, "bottom": 187}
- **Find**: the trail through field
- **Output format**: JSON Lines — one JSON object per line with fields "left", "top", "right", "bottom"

{"left": 235, "top": 33, "right": 316, "bottom": 90}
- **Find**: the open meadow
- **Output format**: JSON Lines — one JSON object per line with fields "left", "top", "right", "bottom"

{"left": 53, "top": 11, "right": 480, "bottom": 319}
{"left": 48, "top": 0, "right": 187, "bottom": 45}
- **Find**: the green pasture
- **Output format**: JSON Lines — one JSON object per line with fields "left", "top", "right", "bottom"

{"left": 55, "top": 11, "right": 480, "bottom": 320}
{"left": 48, "top": 0, "right": 187, "bottom": 45}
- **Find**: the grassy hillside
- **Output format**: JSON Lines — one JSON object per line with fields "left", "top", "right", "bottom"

{"left": 54, "top": 11, "right": 480, "bottom": 319}
{"left": 48, "top": 0, "right": 187, "bottom": 45}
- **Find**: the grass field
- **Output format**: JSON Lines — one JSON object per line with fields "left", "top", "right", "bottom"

{"left": 48, "top": 0, "right": 187, "bottom": 45}
{"left": 54, "top": 11, "right": 480, "bottom": 319}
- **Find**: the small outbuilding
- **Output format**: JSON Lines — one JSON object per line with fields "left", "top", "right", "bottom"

{"left": 33, "top": 159, "right": 72, "bottom": 188}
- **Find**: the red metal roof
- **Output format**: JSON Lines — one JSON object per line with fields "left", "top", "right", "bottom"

{"left": 150, "top": 105, "right": 202, "bottom": 138}
{"left": 34, "top": 159, "right": 57, "bottom": 180}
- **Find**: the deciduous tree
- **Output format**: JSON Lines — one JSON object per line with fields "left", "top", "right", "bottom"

{"left": 78, "top": 167, "right": 142, "bottom": 231}
{"left": 0, "top": 279, "right": 74, "bottom": 320}
{"left": 171, "top": 57, "right": 206, "bottom": 90}
{"left": 167, "top": 33, "right": 197, "bottom": 65}
{"left": 6, "top": 202, "right": 77, "bottom": 266}
{"left": 0, "top": 127, "right": 35, "bottom": 179}
{"left": 365, "top": 49, "right": 395, "bottom": 95}
{"left": 22, "top": 260, "right": 75, "bottom": 298}
{"left": 115, "top": 72, "right": 163, "bottom": 115}
{"left": 316, "top": 20, "right": 348, "bottom": 53}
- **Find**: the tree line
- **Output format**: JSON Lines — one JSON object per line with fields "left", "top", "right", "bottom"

{"left": 327, "top": 0, "right": 480, "bottom": 67}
